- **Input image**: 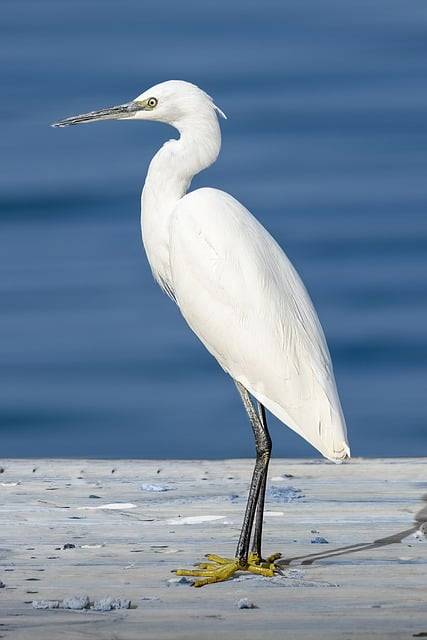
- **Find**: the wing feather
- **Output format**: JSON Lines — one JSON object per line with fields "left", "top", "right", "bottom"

{"left": 169, "top": 187, "right": 350, "bottom": 462}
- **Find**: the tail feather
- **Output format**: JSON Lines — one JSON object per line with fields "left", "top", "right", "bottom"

{"left": 247, "top": 385, "right": 350, "bottom": 464}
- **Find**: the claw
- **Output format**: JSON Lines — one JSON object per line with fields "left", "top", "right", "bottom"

{"left": 194, "top": 577, "right": 216, "bottom": 588}
{"left": 247, "top": 564, "right": 275, "bottom": 577}
{"left": 176, "top": 568, "right": 215, "bottom": 577}
{"left": 266, "top": 552, "right": 282, "bottom": 563}
{"left": 205, "top": 554, "right": 233, "bottom": 565}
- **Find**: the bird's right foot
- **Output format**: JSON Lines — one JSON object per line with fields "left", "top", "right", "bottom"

{"left": 173, "top": 552, "right": 279, "bottom": 587}
{"left": 248, "top": 551, "right": 282, "bottom": 572}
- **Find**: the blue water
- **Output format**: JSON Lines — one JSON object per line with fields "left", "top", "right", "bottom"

{"left": 1, "top": 0, "right": 426, "bottom": 459}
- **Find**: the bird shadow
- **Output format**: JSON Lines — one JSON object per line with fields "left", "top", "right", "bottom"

{"left": 277, "top": 492, "right": 427, "bottom": 567}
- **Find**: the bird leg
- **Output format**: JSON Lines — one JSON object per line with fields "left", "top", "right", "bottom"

{"left": 247, "top": 401, "right": 281, "bottom": 569}
{"left": 234, "top": 382, "right": 272, "bottom": 563}
{"left": 249, "top": 455, "right": 268, "bottom": 560}
{"left": 174, "top": 381, "right": 280, "bottom": 587}
{"left": 236, "top": 385, "right": 280, "bottom": 568}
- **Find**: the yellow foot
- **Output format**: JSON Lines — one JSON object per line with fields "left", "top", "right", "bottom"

{"left": 174, "top": 552, "right": 282, "bottom": 588}
{"left": 248, "top": 551, "right": 282, "bottom": 573}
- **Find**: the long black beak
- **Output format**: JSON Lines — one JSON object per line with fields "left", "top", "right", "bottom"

{"left": 51, "top": 102, "right": 142, "bottom": 127}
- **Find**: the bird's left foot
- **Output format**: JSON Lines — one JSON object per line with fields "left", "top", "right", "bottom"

{"left": 173, "top": 552, "right": 282, "bottom": 587}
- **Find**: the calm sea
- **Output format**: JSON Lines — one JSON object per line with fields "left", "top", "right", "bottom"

{"left": 1, "top": 0, "right": 426, "bottom": 458}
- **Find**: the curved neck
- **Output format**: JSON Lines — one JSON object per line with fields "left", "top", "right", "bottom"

{"left": 141, "top": 110, "right": 221, "bottom": 291}
{"left": 143, "top": 111, "right": 221, "bottom": 208}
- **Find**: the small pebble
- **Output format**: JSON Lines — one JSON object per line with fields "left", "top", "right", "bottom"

{"left": 237, "top": 598, "right": 256, "bottom": 609}
{"left": 167, "top": 576, "right": 194, "bottom": 586}
{"left": 62, "top": 595, "right": 90, "bottom": 610}
{"left": 268, "top": 486, "right": 304, "bottom": 503}
{"left": 311, "top": 536, "right": 329, "bottom": 544}
{"left": 92, "top": 597, "right": 131, "bottom": 611}
{"left": 141, "top": 483, "right": 169, "bottom": 492}
{"left": 80, "top": 544, "right": 104, "bottom": 549}
{"left": 413, "top": 525, "right": 427, "bottom": 542}
{"left": 32, "top": 600, "right": 61, "bottom": 609}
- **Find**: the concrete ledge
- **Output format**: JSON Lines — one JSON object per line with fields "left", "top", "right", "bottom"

{"left": 0, "top": 458, "right": 426, "bottom": 639}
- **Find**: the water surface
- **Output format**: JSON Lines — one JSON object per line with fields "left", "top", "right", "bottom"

{"left": 1, "top": 0, "right": 426, "bottom": 458}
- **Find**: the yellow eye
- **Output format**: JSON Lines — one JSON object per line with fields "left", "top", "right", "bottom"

{"left": 146, "top": 97, "right": 158, "bottom": 109}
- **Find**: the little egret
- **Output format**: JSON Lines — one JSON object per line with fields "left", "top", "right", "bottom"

{"left": 53, "top": 80, "right": 350, "bottom": 586}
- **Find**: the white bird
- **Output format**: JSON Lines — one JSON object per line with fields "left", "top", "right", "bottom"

{"left": 53, "top": 80, "right": 350, "bottom": 586}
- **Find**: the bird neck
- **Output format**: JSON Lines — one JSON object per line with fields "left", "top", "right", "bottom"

{"left": 141, "top": 111, "right": 221, "bottom": 291}
{"left": 143, "top": 112, "right": 221, "bottom": 207}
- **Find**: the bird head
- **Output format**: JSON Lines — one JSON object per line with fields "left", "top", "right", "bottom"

{"left": 51, "top": 80, "right": 226, "bottom": 129}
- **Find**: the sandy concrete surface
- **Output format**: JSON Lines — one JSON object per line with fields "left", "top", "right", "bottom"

{"left": 0, "top": 458, "right": 426, "bottom": 639}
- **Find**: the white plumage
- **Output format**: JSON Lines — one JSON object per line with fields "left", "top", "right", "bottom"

{"left": 53, "top": 79, "right": 350, "bottom": 463}
{"left": 170, "top": 188, "right": 349, "bottom": 461}
{"left": 139, "top": 81, "right": 349, "bottom": 463}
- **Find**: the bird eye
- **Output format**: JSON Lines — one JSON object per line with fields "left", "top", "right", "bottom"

{"left": 146, "top": 97, "right": 158, "bottom": 109}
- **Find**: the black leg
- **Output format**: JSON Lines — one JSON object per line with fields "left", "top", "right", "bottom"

{"left": 250, "top": 401, "right": 270, "bottom": 558}
{"left": 234, "top": 381, "right": 272, "bottom": 564}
